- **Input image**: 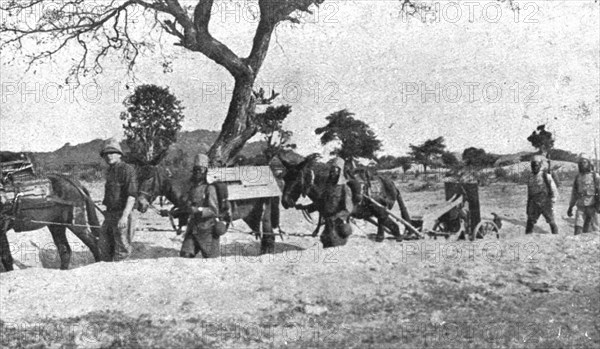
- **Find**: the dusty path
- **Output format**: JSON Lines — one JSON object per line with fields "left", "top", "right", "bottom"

{"left": 1, "top": 182, "right": 599, "bottom": 348}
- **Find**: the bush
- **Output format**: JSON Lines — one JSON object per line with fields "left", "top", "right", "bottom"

{"left": 509, "top": 168, "right": 531, "bottom": 185}
{"left": 473, "top": 171, "right": 492, "bottom": 187}
{"left": 494, "top": 167, "right": 509, "bottom": 180}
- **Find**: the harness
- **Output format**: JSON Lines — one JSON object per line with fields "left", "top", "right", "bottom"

{"left": 1, "top": 159, "right": 101, "bottom": 230}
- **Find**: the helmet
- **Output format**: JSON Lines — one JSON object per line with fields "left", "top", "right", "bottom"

{"left": 99, "top": 138, "right": 123, "bottom": 156}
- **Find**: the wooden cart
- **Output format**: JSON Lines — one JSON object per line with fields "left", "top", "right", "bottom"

{"left": 364, "top": 182, "right": 500, "bottom": 241}
{"left": 417, "top": 182, "right": 500, "bottom": 241}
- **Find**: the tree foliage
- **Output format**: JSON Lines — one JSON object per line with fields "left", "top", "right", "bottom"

{"left": 377, "top": 155, "right": 412, "bottom": 173}
{"left": 397, "top": 156, "right": 412, "bottom": 173}
{"left": 256, "top": 104, "right": 296, "bottom": 164}
{"left": 409, "top": 137, "right": 446, "bottom": 173}
{"left": 527, "top": 124, "right": 555, "bottom": 157}
{"left": 441, "top": 151, "right": 460, "bottom": 168}
{"left": 462, "top": 147, "right": 499, "bottom": 168}
{"left": 315, "top": 109, "right": 382, "bottom": 164}
{"left": 377, "top": 155, "right": 398, "bottom": 170}
{"left": 120, "top": 84, "right": 184, "bottom": 165}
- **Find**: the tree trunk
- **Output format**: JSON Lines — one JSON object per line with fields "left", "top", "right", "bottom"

{"left": 207, "top": 76, "right": 258, "bottom": 166}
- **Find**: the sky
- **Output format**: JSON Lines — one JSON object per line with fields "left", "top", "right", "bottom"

{"left": 1, "top": 0, "right": 599, "bottom": 158}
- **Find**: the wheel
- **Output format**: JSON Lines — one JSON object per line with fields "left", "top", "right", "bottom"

{"left": 473, "top": 220, "right": 500, "bottom": 240}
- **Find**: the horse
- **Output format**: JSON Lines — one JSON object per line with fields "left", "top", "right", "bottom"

{"left": 0, "top": 174, "right": 102, "bottom": 272}
{"left": 136, "top": 165, "right": 279, "bottom": 255}
{"left": 278, "top": 154, "right": 412, "bottom": 245}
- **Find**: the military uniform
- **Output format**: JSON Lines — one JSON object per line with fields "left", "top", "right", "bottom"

{"left": 526, "top": 156, "right": 558, "bottom": 235}
{"left": 301, "top": 157, "right": 353, "bottom": 248}
{"left": 98, "top": 139, "right": 138, "bottom": 261}
{"left": 180, "top": 154, "right": 221, "bottom": 258}
{"left": 569, "top": 157, "right": 600, "bottom": 234}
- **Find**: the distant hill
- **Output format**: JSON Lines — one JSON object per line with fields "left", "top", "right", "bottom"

{"left": 29, "top": 129, "right": 269, "bottom": 170}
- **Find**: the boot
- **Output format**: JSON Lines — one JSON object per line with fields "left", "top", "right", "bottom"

{"left": 549, "top": 223, "right": 558, "bottom": 235}
{"left": 525, "top": 220, "right": 534, "bottom": 235}
{"left": 574, "top": 226, "right": 583, "bottom": 236}
{"left": 582, "top": 217, "right": 592, "bottom": 233}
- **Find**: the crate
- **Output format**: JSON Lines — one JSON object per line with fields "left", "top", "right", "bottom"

{"left": 207, "top": 166, "right": 281, "bottom": 201}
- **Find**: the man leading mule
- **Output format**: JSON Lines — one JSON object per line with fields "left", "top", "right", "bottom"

{"left": 280, "top": 153, "right": 412, "bottom": 247}
{"left": 294, "top": 157, "right": 354, "bottom": 248}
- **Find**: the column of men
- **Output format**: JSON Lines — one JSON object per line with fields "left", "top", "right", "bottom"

{"left": 527, "top": 154, "right": 599, "bottom": 235}
{"left": 97, "top": 138, "right": 600, "bottom": 263}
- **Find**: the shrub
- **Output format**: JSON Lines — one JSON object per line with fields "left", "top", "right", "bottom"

{"left": 494, "top": 167, "right": 509, "bottom": 180}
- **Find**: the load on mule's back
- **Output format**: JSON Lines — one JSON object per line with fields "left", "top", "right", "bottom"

{"left": 1, "top": 152, "right": 50, "bottom": 216}
{"left": 0, "top": 151, "right": 102, "bottom": 272}
{"left": 137, "top": 153, "right": 282, "bottom": 256}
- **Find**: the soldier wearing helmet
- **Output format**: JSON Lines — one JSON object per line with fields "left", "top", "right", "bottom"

{"left": 567, "top": 155, "right": 600, "bottom": 235}
{"left": 179, "top": 154, "right": 221, "bottom": 258}
{"left": 295, "top": 157, "right": 354, "bottom": 248}
{"left": 98, "top": 138, "right": 138, "bottom": 261}
{"left": 526, "top": 155, "right": 559, "bottom": 235}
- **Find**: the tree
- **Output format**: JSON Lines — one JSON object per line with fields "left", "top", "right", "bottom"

{"left": 120, "top": 84, "right": 184, "bottom": 165}
{"left": 0, "top": 0, "right": 327, "bottom": 166}
{"left": 396, "top": 156, "right": 412, "bottom": 173}
{"left": 315, "top": 109, "right": 382, "bottom": 165}
{"left": 256, "top": 104, "right": 296, "bottom": 164}
{"left": 409, "top": 137, "right": 446, "bottom": 173}
{"left": 377, "top": 155, "right": 399, "bottom": 170}
{"left": 441, "top": 151, "right": 460, "bottom": 168}
{"left": 462, "top": 147, "right": 498, "bottom": 168}
{"left": 527, "top": 124, "right": 555, "bottom": 158}
{"left": 0, "top": 0, "right": 523, "bottom": 165}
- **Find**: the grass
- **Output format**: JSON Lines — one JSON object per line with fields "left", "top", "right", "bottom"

{"left": 2, "top": 277, "right": 598, "bottom": 349}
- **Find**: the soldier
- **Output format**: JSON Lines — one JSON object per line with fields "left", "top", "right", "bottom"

{"left": 98, "top": 138, "right": 138, "bottom": 261}
{"left": 179, "top": 154, "right": 221, "bottom": 258}
{"left": 295, "top": 157, "right": 354, "bottom": 248}
{"left": 525, "top": 155, "right": 559, "bottom": 235}
{"left": 567, "top": 155, "right": 600, "bottom": 235}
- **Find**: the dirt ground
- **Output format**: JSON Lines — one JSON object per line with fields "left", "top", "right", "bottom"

{"left": 1, "top": 180, "right": 599, "bottom": 348}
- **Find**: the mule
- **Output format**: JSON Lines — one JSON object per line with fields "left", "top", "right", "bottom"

{"left": 136, "top": 165, "right": 278, "bottom": 255}
{"left": 0, "top": 174, "right": 102, "bottom": 272}
{"left": 278, "top": 154, "right": 412, "bottom": 244}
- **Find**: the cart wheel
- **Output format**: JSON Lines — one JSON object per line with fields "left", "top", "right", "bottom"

{"left": 473, "top": 220, "right": 500, "bottom": 240}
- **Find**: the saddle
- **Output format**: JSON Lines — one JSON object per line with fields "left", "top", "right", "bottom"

{"left": 346, "top": 168, "right": 385, "bottom": 204}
